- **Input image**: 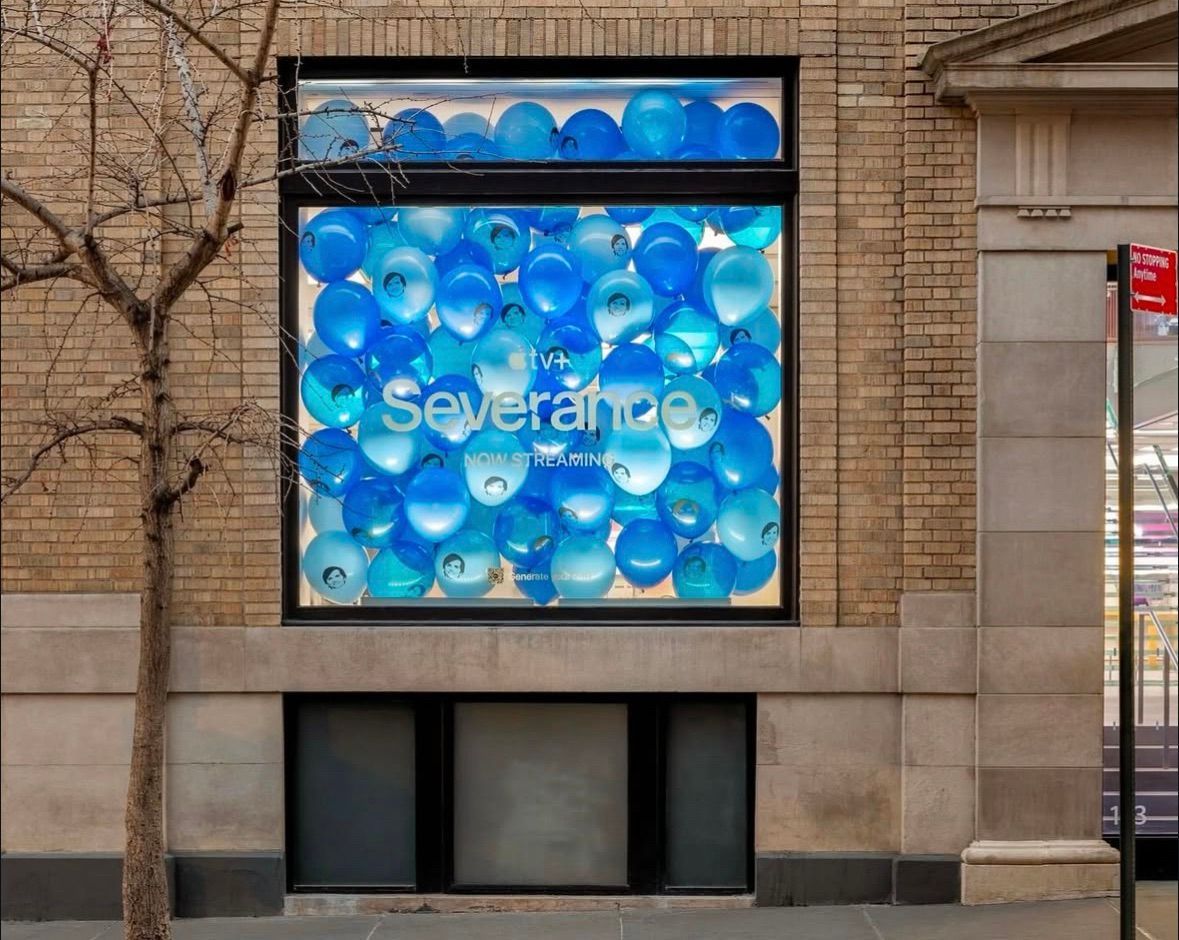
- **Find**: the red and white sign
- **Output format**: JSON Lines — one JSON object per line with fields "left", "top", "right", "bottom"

{"left": 1129, "top": 243, "right": 1178, "bottom": 317}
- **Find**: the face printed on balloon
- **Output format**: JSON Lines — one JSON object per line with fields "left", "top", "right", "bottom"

{"left": 610, "top": 235, "right": 629, "bottom": 258}
{"left": 550, "top": 223, "right": 572, "bottom": 244}
{"left": 710, "top": 441, "right": 726, "bottom": 458}
{"left": 611, "top": 463, "right": 631, "bottom": 485}
{"left": 322, "top": 566, "right": 348, "bottom": 590}
{"left": 761, "top": 522, "right": 780, "bottom": 546}
{"left": 442, "top": 553, "right": 465, "bottom": 580}
{"left": 698, "top": 408, "right": 719, "bottom": 433}
{"left": 383, "top": 271, "right": 407, "bottom": 298}
{"left": 490, "top": 225, "right": 517, "bottom": 252}
{"left": 532, "top": 535, "right": 554, "bottom": 553}
{"left": 606, "top": 292, "right": 631, "bottom": 318}
{"left": 558, "top": 506, "right": 577, "bottom": 525}
{"left": 548, "top": 126, "right": 561, "bottom": 149}
{"left": 560, "top": 136, "right": 579, "bottom": 159}
{"left": 421, "top": 453, "right": 444, "bottom": 470}
{"left": 471, "top": 363, "right": 484, "bottom": 384}
{"left": 473, "top": 302, "right": 493, "bottom": 326}
{"left": 501, "top": 303, "right": 526, "bottom": 328}
{"left": 484, "top": 476, "right": 508, "bottom": 498}
{"left": 407, "top": 583, "right": 426, "bottom": 598}
{"left": 340, "top": 138, "right": 360, "bottom": 156}
{"left": 730, "top": 327, "right": 751, "bottom": 344}
{"left": 683, "top": 555, "right": 707, "bottom": 580}
{"left": 330, "top": 383, "right": 355, "bottom": 402}
{"left": 301, "top": 231, "right": 316, "bottom": 251}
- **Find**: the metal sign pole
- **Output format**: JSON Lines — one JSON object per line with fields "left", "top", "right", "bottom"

{"left": 1116, "top": 243, "right": 1135, "bottom": 940}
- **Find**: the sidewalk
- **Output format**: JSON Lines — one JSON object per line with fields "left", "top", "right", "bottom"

{"left": 4, "top": 883, "right": 1176, "bottom": 940}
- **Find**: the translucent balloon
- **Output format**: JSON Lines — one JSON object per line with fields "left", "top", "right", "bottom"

{"left": 633, "top": 222, "right": 698, "bottom": 296}
{"left": 674, "top": 145, "right": 721, "bottom": 160}
{"left": 357, "top": 403, "right": 421, "bottom": 476}
{"left": 398, "top": 206, "right": 466, "bottom": 255}
{"left": 708, "top": 409, "right": 773, "bottom": 489}
{"left": 466, "top": 210, "right": 530, "bottom": 275}
{"left": 756, "top": 462, "right": 781, "bottom": 495}
{"left": 434, "top": 238, "right": 494, "bottom": 279}
{"left": 717, "top": 487, "right": 781, "bottom": 561}
{"left": 494, "top": 101, "right": 558, "bottom": 160}
{"left": 471, "top": 329, "right": 536, "bottom": 397}
{"left": 313, "top": 280, "right": 381, "bottom": 356}
{"left": 366, "top": 330, "right": 432, "bottom": 402}
{"left": 437, "top": 264, "right": 502, "bottom": 342}
{"left": 735, "top": 550, "right": 777, "bottom": 595}
{"left": 447, "top": 132, "right": 499, "bottom": 161}
{"left": 299, "top": 428, "right": 362, "bottom": 497}
{"left": 368, "top": 541, "right": 435, "bottom": 598}
{"left": 549, "top": 465, "right": 614, "bottom": 533}
{"left": 342, "top": 477, "right": 406, "bottom": 548}
{"left": 382, "top": 107, "right": 445, "bottom": 161}
{"left": 300, "top": 99, "right": 371, "bottom": 161}
{"left": 605, "top": 205, "right": 655, "bottom": 225}
{"left": 718, "top": 103, "right": 780, "bottom": 160}
{"left": 621, "top": 90, "right": 687, "bottom": 158}
{"left": 300, "top": 209, "right": 368, "bottom": 282}
{"left": 674, "top": 205, "right": 711, "bottom": 222}
{"left": 464, "top": 429, "right": 529, "bottom": 506}
{"left": 302, "top": 530, "right": 369, "bottom": 603}
{"left": 301, "top": 355, "right": 366, "bottom": 428}
{"left": 298, "top": 331, "right": 333, "bottom": 371}
{"left": 722, "top": 308, "right": 781, "bottom": 352}
{"left": 612, "top": 489, "right": 659, "bottom": 526}
{"left": 703, "top": 246, "right": 774, "bottom": 327}
{"left": 714, "top": 342, "right": 782, "bottom": 415}
{"left": 519, "top": 244, "right": 583, "bottom": 319}
{"left": 683, "top": 247, "right": 720, "bottom": 312}
{"left": 653, "top": 302, "right": 719, "bottom": 375}
{"left": 372, "top": 246, "right": 437, "bottom": 324}
{"left": 604, "top": 424, "right": 671, "bottom": 496}
{"left": 494, "top": 283, "right": 544, "bottom": 344}
{"left": 362, "top": 221, "right": 407, "bottom": 282}
{"left": 659, "top": 374, "right": 723, "bottom": 450}
{"left": 308, "top": 491, "right": 345, "bottom": 533}
{"left": 434, "top": 529, "right": 500, "bottom": 597}
{"left": 428, "top": 326, "right": 474, "bottom": 379}
{"left": 493, "top": 496, "right": 559, "bottom": 567}
{"left": 599, "top": 344, "right": 664, "bottom": 416}
{"left": 570, "top": 215, "right": 631, "bottom": 282}
{"left": 656, "top": 461, "right": 719, "bottom": 538}
{"left": 726, "top": 206, "right": 782, "bottom": 250}
{"left": 515, "top": 561, "right": 557, "bottom": 605}
{"left": 444, "top": 112, "right": 491, "bottom": 138}
{"left": 558, "top": 108, "right": 624, "bottom": 161}
{"left": 645, "top": 206, "right": 704, "bottom": 244}
{"left": 550, "top": 535, "right": 615, "bottom": 599}
{"left": 526, "top": 207, "right": 580, "bottom": 243}
{"left": 615, "top": 518, "right": 677, "bottom": 589}
{"left": 672, "top": 542, "right": 738, "bottom": 599}
{"left": 588, "top": 270, "right": 654, "bottom": 345}
{"left": 683, "top": 100, "right": 723, "bottom": 149}
{"left": 520, "top": 420, "right": 576, "bottom": 461}
{"left": 405, "top": 467, "right": 470, "bottom": 541}
{"left": 420, "top": 375, "right": 482, "bottom": 452}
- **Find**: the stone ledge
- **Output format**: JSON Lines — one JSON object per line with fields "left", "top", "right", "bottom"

{"left": 285, "top": 894, "right": 755, "bottom": 915}
{"left": 960, "top": 840, "right": 1119, "bottom": 905}
{"left": 962, "top": 840, "right": 1119, "bottom": 865}
{"left": 1, "top": 593, "right": 139, "bottom": 628}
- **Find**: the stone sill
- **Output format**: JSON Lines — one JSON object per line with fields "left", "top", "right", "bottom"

{"left": 284, "top": 894, "right": 754, "bottom": 915}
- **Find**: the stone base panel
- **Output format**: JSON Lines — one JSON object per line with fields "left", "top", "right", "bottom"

{"left": 959, "top": 841, "right": 1119, "bottom": 905}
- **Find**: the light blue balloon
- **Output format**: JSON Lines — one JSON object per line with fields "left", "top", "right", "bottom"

{"left": 735, "top": 550, "right": 777, "bottom": 595}
{"left": 526, "top": 206, "right": 580, "bottom": 242}
{"left": 398, "top": 206, "right": 466, "bottom": 255}
{"left": 723, "top": 307, "right": 781, "bottom": 351}
{"left": 683, "top": 247, "right": 720, "bottom": 311}
{"left": 300, "top": 99, "right": 371, "bottom": 162}
{"left": 435, "top": 529, "right": 499, "bottom": 597}
{"left": 708, "top": 409, "right": 773, "bottom": 489}
{"left": 656, "top": 461, "right": 719, "bottom": 538}
{"left": 372, "top": 246, "right": 437, "bottom": 324}
{"left": 366, "top": 330, "right": 432, "bottom": 402}
{"left": 718, "top": 103, "right": 780, "bottom": 160}
{"left": 683, "top": 100, "right": 723, "bottom": 149}
{"left": 434, "top": 238, "right": 494, "bottom": 279}
{"left": 621, "top": 90, "right": 686, "bottom": 158}
{"left": 660, "top": 374, "right": 722, "bottom": 450}
{"left": 405, "top": 467, "right": 470, "bottom": 541}
{"left": 494, "top": 283, "right": 544, "bottom": 344}
{"left": 599, "top": 343, "right": 664, "bottom": 416}
{"left": 672, "top": 542, "right": 738, "bottom": 599}
{"left": 604, "top": 424, "right": 671, "bottom": 496}
{"left": 300, "top": 209, "right": 367, "bottom": 282}
{"left": 303, "top": 530, "right": 369, "bottom": 603}
{"left": 605, "top": 205, "right": 655, "bottom": 225}
{"left": 644, "top": 206, "right": 704, "bottom": 244}
{"left": 756, "top": 462, "right": 781, "bottom": 495}
{"left": 299, "top": 428, "right": 362, "bottom": 497}
{"left": 551, "top": 536, "right": 615, "bottom": 599}
{"left": 494, "top": 101, "right": 558, "bottom": 160}
{"left": 382, "top": 107, "right": 445, "bottom": 161}
{"left": 301, "top": 355, "right": 366, "bottom": 428}
{"left": 726, "top": 205, "right": 782, "bottom": 249}
{"left": 493, "top": 497, "right": 559, "bottom": 567}
{"left": 446, "top": 132, "right": 499, "bottom": 161}
{"left": 717, "top": 487, "right": 781, "bottom": 561}
{"left": 536, "top": 319, "right": 601, "bottom": 393}
{"left": 519, "top": 244, "right": 583, "bottom": 319}
{"left": 654, "top": 302, "right": 719, "bottom": 375}
{"left": 674, "top": 205, "right": 711, "bottom": 222}
{"left": 437, "top": 264, "right": 501, "bottom": 342}
{"left": 428, "top": 327, "right": 474, "bottom": 379}
{"left": 444, "top": 111, "right": 491, "bottom": 138}
{"left": 520, "top": 420, "right": 576, "bottom": 461}
{"left": 549, "top": 465, "right": 614, "bottom": 533}
{"left": 471, "top": 329, "right": 536, "bottom": 398}
{"left": 615, "top": 518, "right": 677, "bottom": 588}
{"left": 633, "top": 222, "right": 698, "bottom": 296}
{"left": 342, "top": 477, "right": 406, "bottom": 548}
{"left": 308, "top": 491, "right": 345, "bottom": 533}
{"left": 570, "top": 215, "right": 631, "bottom": 282}
{"left": 466, "top": 210, "right": 530, "bottom": 275}
{"left": 715, "top": 342, "right": 782, "bottom": 415}
{"left": 674, "top": 145, "right": 721, "bottom": 160}
{"left": 558, "top": 108, "right": 625, "bottom": 160}
{"left": 588, "top": 269, "right": 654, "bottom": 345}
{"left": 464, "top": 429, "right": 529, "bottom": 507}
{"left": 368, "top": 541, "right": 435, "bottom": 598}
{"left": 313, "top": 280, "right": 380, "bottom": 356}
{"left": 703, "top": 246, "right": 774, "bottom": 327}
{"left": 362, "top": 221, "right": 407, "bottom": 282}
{"left": 420, "top": 375, "right": 482, "bottom": 452}
{"left": 298, "top": 330, "right": 333, "bottom": 370}
{"left": 612, "top": 489, "right": 659, "bottom": 525}
{"left": 357, "top": 403, "right": 421, "bottom": 476}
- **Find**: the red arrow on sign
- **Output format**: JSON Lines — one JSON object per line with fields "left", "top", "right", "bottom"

{"left": 1130, "top": 244, "right": 1178, "bottom": 317}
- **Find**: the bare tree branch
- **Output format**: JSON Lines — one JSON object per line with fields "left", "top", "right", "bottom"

{"left": 139, "top": 0, "right": 253, "bottom": 85}
{"left": 1, "top": 416, "right": 145, "bottom": 503}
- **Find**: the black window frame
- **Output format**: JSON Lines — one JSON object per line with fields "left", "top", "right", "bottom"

{"left": 278, "top": 55, "right": 800, "bottom": 626}
{"left": 284, "top": 693, "right": 756, "bottom": 895}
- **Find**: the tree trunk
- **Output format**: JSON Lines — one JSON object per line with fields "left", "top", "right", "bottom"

{"left": 123, "top": 338, "right": 175, "bottom": 940}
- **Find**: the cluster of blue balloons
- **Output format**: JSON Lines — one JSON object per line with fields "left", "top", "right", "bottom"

{"left": 298, "top": 202, "right": 784, "bottom": 606}
{"left": 300, "top": 93, "right": 780, "bottom": 163}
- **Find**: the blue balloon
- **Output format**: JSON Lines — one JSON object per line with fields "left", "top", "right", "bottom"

{"left": 300, "top": 428, "right": 362, "bottom": 497}
{"left": 656, "top": 461, "right": 719, "bottom": 538}
{"left": 366, "top": 330, "right": 432, "bottom": 401}
{"left": 435, "top": 529, "right": 500, "bottom": 597}
{"left": 313, "top": 280, "right": 380, "bottom": 356}
{"left": 494, "top": 101, "right": 557, "bottom": 160}
{"left": 493, "top": 497, "right": 559, "bottom": 567}
{"left": 551, "top": 535, "right": 615, "bottom": 599}
{"left": 471, "top": 330, "right": 536, "bottom": 397}
{"left": 621, "top": 90, "right": 686, "bottom": 158}
{"left": 434, "top": 238, "right": 494, "bottom": 279}
{"left": 615, "top": 518, "right": 677, "bottom": 589}
{"left": 674, "top": 205, "right": 712, "bottom": 222}
{"left": 558, "top": 108, "right": 624, "bottom": 160}
{"left": 307, "top": 491, "right": 345, "bottom": 533}
{"left": 519, "top": 244, "right": 583, "bottom": 320}
{"left": 723, "top": 307, "right": 781, "bottom": 351}
{"left": 494, "top": 283, "right": 545, "bottom": 344}
{"left": 428, "top": 327, "right": 475, "bottom": 382}
{"left": 570, "top": 215, "right": 631, "bottom": 282}
{"left": 300, "top": 99, "right": 371, "bottom": 161}
{"left": 550, "top": 465, "right": 614, "bottom": 533}
{"left": 654, "top": 302, "right": 719, "bottom": 375}
{"left": 720, "top": 205, "right": 782, "bottom": 250}
{"left": 704, "top": 246, "right": 774, "bottom": 327}
{"left": 520, "top": 420, "right": 576, "bottom": 461}
{"left": 405, "top": 467, "right": 470, "bottom": 541}
{"left": 612, "top": 489, "right": 659, "bottom": 526}
{"left": 633, "top": 222, "right": 697, "bottom": 296}
{"left": 672, "top": 542, "right": 738, "bottom": 599}
{"left": 357, "top": 403, "right": 421, "bottom": 476}
{"left": 368, "top": 541, "right": 435, "bottom": 598}
{"left": 446, "top": 132, "right": 499, "bottom": 161}
{"left": 420, "top": 375, "right": 482, "bottom": 452}
{"left": 717, "top": 487, "right": 780, "bottom": 561}
{"left": 382, "top": 107, "right": 445, "bottom": 161}
{"left": 645, "top": 207, "right": 704, "bottom": 244}
{"left": 660, "top": 374, "right": 723, "bottom": 450}
{"left": 302, "top": 530, "right": 369, "bottom": 603}
{"left": 362, "top": 221, "right": 407, "bottom": 282}
{"left": 735, "top": 550, "right": 777, "bottom": 595}
{"left": 342, "top": 477, "right": 406, "bottom": 548}
{"left": 682, "top": 248, "right": 720, "bottom": 311}
{"left": 605, "top": 205, "right": 655, "bottom": 225}
{"left": 683, "top": 100, "right": 723, "bottom": 149}
{"left": 437, "top": 264, "right": 501, "bottom": 342}
{"left": 464, "top": 430, "right": 529, "bottom": 506}
{"left": 300, "top": 209, "right": 368, "bottom": 282}
{"left": 715, "top": 342, "right": 782, "bottom": 415}
{"left": 708, "top": 409, "right": 773, "bottom": 489}
{"left": 599, "top": 343, "right": 664, "bottom": 415}
{"left": 604, "top": 425, "right": 671, "bottom": 496}
{"left": 588, "top": 270, "right": 654, "bottom": 345}
{"left": 398, "top": 206, "right": 466, "bottom": 255}
{"left": 298, "top": 330, "right": 333, "bottom": 371}
{"left": 526, "top": 207, "right": 580, "bottom": 242}
{"left": 515, "top": 560, "right": 557, "bottom": 605}
{"left": 718, "top": 103, "right": 780, "bottom": 160}
{"left": 674, "top": 145, "right": 722, "bottom": 160}
{"left": 372, "top": 246, "right": 437, "bottom": 324}
{"left": 756, "top": 462, "right": 781, "bottom": 495}
{"left": 444, "top": 112, "right": 491, "bottom": 138}
{"left": 466, "top": 210, "right": 530, "bottom": 275}
{"left": 301, "top": 355, "right": 366, "bottom": 428}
